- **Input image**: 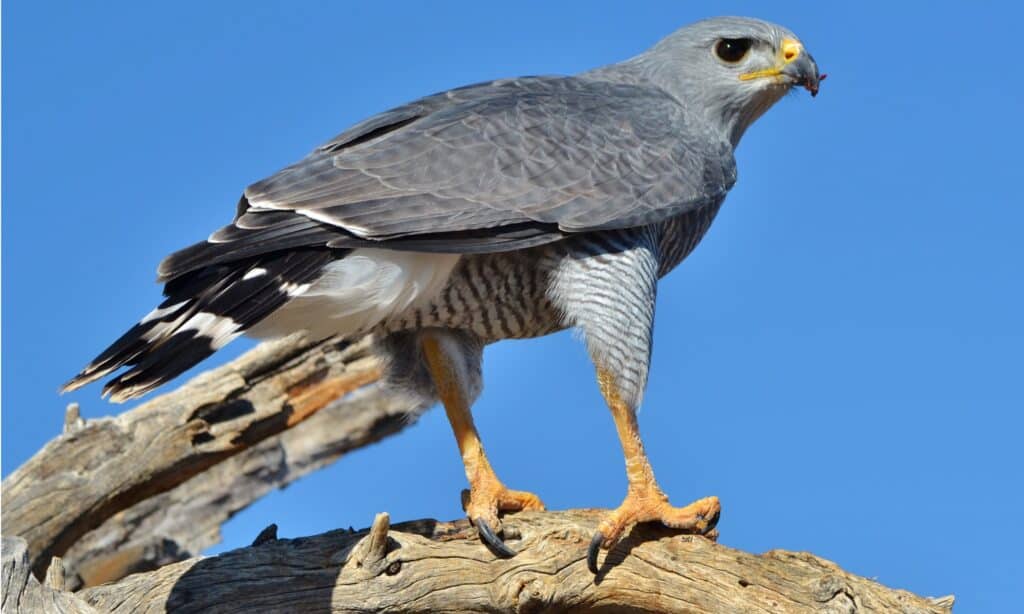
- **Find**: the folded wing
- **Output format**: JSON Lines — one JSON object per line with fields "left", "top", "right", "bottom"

{"left": 160, "top": 77, "right": 735, "bottom": 281}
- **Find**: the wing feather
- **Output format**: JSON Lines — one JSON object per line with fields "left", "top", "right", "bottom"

{"left": 160, "top": 76, "right": 735, "bottom": 281}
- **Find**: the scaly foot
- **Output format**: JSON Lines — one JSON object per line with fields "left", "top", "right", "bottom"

{"left": 587, "top": 490, "right": 720, "bottom": 573}
{"left": 461, "top": 477, "right": 544, "bottom": 557}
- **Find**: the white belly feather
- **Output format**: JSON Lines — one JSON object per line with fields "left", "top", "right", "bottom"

{"left": 247, "top": 249, "right": 461, "bottom": 341}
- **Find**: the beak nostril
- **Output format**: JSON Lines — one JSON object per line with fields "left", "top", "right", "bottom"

{"left": 780, "top": 38, "right": 801, "bottom": 63}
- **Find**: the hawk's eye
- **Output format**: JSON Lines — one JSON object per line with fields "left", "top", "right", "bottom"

{"left": 714, "top": 38, "right": 753, "bottom": 63}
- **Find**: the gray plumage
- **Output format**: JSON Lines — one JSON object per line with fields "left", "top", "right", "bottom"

{"left": 65, "top": 16, "right": 821, "bottom": 414}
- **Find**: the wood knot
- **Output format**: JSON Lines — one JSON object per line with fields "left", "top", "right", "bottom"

{"left": 44, "top": 556, "right": 66, "bottom": 591}
{"left": 251, "top": 523, "right": 278, "bottom": 546}
{"left": 811, "top": 574, "right": 857, "bottom": 613}
{"left": 63, "top": 403, "right": 85, "bottom": 434}
{"left": 345, "top": 512, "right": 397, "bottom": 575}
{"left": 512, "top": 576, "right": 553, "bottom": 614}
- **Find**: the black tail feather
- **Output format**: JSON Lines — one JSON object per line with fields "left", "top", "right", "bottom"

{"left": 63, "top": 248, "right": 342, "bottom": 402}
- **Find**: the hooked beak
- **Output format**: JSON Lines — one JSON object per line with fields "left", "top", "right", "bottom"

{"left": 782, "top": 49, "right": 822, "bottom": 97}
{"left": 740, "top": 38, "right": 824, "bottom": 97}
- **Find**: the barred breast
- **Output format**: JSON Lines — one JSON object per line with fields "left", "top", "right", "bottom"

{"left": 380, "top": 247, "right": 565, "bottom": 341}
{"left": 381, "top": 200, "right": 723, "bottom": 343}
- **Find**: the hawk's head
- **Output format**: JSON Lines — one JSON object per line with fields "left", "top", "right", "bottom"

{"left": 636, "top": 16, "right": 823, "bottom": 145}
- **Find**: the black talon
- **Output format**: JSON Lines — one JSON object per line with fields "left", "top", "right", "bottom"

{"left": 587, "top": 532, "right": 605, "bottom": 574}
{"left": 475, "top": 518, "right": 516, "bottom": 558}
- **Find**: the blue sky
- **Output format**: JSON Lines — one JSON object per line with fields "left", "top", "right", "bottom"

{"left": 4, "top": 1, "right": 1022, "bottom": 609}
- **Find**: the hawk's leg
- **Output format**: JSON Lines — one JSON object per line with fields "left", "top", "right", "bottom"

{"left": 587, "top": 368, "right": 721, "bottom": 574}
{"left": 421, "top": 332, "right": 544, "bottom": 556}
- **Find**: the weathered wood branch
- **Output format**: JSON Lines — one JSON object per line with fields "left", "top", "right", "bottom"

{"left": 2, "top": 538, "right": 96, "bottom": 614}
{"left": 10, "top": 510, "right": 947, "bottom": 613}
{"left": 2, "top": 333, "right": 955, "bottom": 612}
{"left": 60, "top": 356, "right": 422, "bottom": 588}
{"left": 2, "top": 333, "right": 402, "bottom": 579}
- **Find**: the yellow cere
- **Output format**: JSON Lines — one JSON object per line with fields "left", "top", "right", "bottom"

{"left": 780, "top": 38, "right": 802, "bottom": 64}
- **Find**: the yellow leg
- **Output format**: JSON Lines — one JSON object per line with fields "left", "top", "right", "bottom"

{"left": 421, "top": 333, "right": 544, "bottom": 554}
{"left": 588, "top": 368, "right": 720, "bottom": 573}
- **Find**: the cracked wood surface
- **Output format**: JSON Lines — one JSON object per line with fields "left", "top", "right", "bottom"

{"left": 60, "top": 366, "right": 421, "bottom": 588}
{"left": 3, "top": 538, "right": 97, "bottom": 614}
{"left": 1, "top": 331, "right": 955, "bottom": 612}
{"left": 1, "top": 333, "right": 392, "bottom": 579}
{"left": 63, "top": 510, "right": 952, "bottom": 614}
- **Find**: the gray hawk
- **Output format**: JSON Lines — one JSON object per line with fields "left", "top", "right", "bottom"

{"left": 64, "top": 16, "right": 822, "bottom": 572}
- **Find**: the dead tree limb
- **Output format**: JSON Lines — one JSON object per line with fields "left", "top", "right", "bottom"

{"left": 1, "top": 333, "right": 398, "bottom": 578}
{"left": 57, "top": 510, "right": 952, "bottom": 614}
{"left": 1, "top": 331, "right": 956, "bottom": 612}
{"left": 61, "top": 358, "right": 421, "bottom": 588}
{"left": 2, "top": 538, "right": 96, "bottom": 614}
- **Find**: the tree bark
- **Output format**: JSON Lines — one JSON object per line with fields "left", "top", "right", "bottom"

{"left": 4, "top": 511, "right": 954, "bottom": 614}
{"left": 1, "top": 333, "right": 399, "bottom": 579}
{"left": 60, "top": 357, "right": 421, "bottom": 588}
{"left": 2, "top": 538, "right": 96, "bottom": 614}
{"left": 1, "top": 333, "right": 955, "bottom": 612}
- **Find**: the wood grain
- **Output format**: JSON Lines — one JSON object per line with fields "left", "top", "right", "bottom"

{"left": 66, "top": 510, "right": 953, "bottom": 614}
{"left": 1, "top": 332, "right": 955, "bottom": 612}
{"left": 1, "top": 333, "right": 393, "bottom": 578}
{"left": 60, "top": 345, "right": 422, "bottom": 588}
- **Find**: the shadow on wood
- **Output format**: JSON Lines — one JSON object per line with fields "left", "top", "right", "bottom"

{"left": 1, "top": 334, "right": 955, "bottom": 612}
{"left": 68, "top": 510, "right": 952, "bottom": 614}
